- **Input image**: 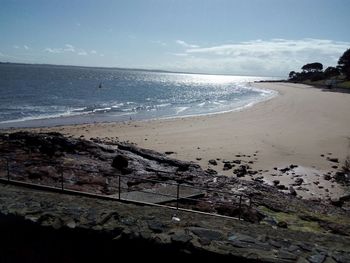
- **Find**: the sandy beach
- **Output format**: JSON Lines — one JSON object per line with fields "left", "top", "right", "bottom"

{"left": 28, "top": 82, "right": 350, "bottom": 198}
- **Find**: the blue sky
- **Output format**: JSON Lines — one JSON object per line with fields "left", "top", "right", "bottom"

{"left": 1, "top": 0, "right": 349, "bottom": 76}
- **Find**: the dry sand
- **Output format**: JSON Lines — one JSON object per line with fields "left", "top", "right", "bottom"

{"left": 31, "top": 82, "right": 350, "bottom": 199}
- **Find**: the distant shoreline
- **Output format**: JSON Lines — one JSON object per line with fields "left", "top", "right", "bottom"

{"left": 0, "top": 61, "right": 283, "bottom": 78}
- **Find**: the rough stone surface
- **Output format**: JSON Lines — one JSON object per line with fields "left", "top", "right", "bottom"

{"left": 1, "top": 184, "right": 350, "bottom": 262}
{"left": 0, "top": 132, "right": 350, "bottom": 261}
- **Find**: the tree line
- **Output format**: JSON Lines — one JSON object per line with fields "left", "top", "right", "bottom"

{"left": 288, "top": 48, "right": 350, "bottom": 82}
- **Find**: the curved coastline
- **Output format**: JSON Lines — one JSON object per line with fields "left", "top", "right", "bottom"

{"left": 0, "top": 83, "right": 277, "bottom": 129}
{"left": 5, "top": 82, "right": 350, "bottom": 199}
{"left": 29, "top": 82, "right": 350, "bottom": 168}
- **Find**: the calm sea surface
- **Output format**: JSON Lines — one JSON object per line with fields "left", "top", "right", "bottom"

{"left": 0, "top": 63, "right": 277, "bottom": 128}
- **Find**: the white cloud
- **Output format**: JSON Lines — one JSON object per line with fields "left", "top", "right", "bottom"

{"left": 64, "top": 44, "right": 75, "bottom": 52}
{"left": 176, "top": 40, "right": 199, "bottom": 48}
{"left": 0, "top": 52, "right": 5, "bottom": 56}
{"left": 100, "top": 54, "right": 105, "bottom": 57}
{"left": 169, "top": 52, "right": 189, "bottom": 57}
{"left": 44, "top": 44, "right": 91, "bottom": 57}
{"left": 151, "top": 40, "right": 166, "bottom": 46}
{"left": 170, "top": 38, "right": 350, "bottom": 76}
{"left": 23, "top": 45, "right": 29, "bottom": 50}
{"left": 44, "top": 47, "right": 62, "bottom": 53}
{"left": 78, "top": 50, "right": 87, "bottom": 56}
{"left": 13, "top": 45, "right": 19, "bottom": 49}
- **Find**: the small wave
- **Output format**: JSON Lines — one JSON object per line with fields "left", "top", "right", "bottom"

{"left": 92, "top": 107, "right": 111, "bottom": 113}
{"left": 0, "top": 109, "right": 87, "bottom": 124}
{"left": 175, "top": 107, "right": 189, "bottom": 114}
{"left": 112, "top": 103, "right": 124, "bottom": 108}
{"left": 155, "top": 103, "right": 171, "bottom": 108}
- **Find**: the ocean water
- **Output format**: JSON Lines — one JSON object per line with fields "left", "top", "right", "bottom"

{"left": 0, "top": 63, "right": 277, "bottom": 128}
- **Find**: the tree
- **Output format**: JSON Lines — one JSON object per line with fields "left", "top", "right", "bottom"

{"left": 301, "top": 62, "right": 323, "bottom": 73}
{"left": 338, "top": 48, "right": 350, "bottom": 80}
{"left": 324, "top": 66, "right": 340, "bottom": 78}
{"left": 288, "top": 71, "right": 297, "bottom": 80}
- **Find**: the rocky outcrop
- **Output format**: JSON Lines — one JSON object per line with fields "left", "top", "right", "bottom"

{"left": 1, "top": 184, "right": 350, "bottom": 262}
{"left": 1, "top": 132, "right": 350, "bottom": 238}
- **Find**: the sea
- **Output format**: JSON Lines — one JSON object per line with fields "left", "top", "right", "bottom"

{"left": 0, "top": 63, "right": 278, "bottom": 128}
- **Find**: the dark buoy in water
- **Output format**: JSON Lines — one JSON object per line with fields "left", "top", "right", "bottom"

{"left": 98, "top": 82, "right": 102, "bottom": 89}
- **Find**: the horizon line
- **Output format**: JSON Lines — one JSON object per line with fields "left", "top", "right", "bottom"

{"left": 0, "top": 61, "right": 285, "bottom": 78}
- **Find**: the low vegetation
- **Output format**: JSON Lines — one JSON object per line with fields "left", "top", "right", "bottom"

{"left": 288, "top": 48, "right": 350, "bottom": 89}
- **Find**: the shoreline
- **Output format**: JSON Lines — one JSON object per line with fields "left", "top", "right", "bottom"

{"left": 7, "top": 82, "right": 350, "bottom": 199}
{"left": 0, "top": 83, "right": 277, "bottom": 130}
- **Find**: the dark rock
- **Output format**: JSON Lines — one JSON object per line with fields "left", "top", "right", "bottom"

{"left": 280, "top": 167, "right": 290, "bottom": 173}
{"left": 216, "top": 205, "right": 264, "bottom": 223}
{"left": 171, "top": 233, "right": 192, "bottom": 244}
{"left": 148, "top": 221, "right": 167, "bottom": 233}
{"left": 308, "top": 253, "right": 326, "bottom": 263}
{"left": 121, "top": 167, "right": 133, "bottom": 175}
{"left": 117, "top": 143, "right": 193, "bottom": 171}
{"left": 327, "top": 158, "right": 339, "bottom": 163}
{"left": 233, "top": 165, "right": 248, "bottom": 177}
{"left": 277, "top": 250, "right": 298, "bottom": 260}
{"left": 165, "top": 151, "right": 175, "bottom": 155}
{"left": 189, "top": 227, "right": 224, "bottom": 242}
{"left": 273, "top": 180, "right": 280, "bottom": 186}
{"left": 294, "top": 178, "right": 304, "bottom": 186}
{"left": 248, "top": 170, "right": 258, "bottom": 175}
{"left": 319, "top": 221, "right": 350, "bottom": 236}
{"left": 205, "top": 168, "right": 217, "bottom": 175}
{"left": 26, "top": 166, "right": 58, "bottom": 179}
{"left": 288, "top": 245, "right": 300, "bottom": 252}
{"left": 289, "top": 186, "right": 297, "bottom": 196}
{"left": 339, "top": 193, "right": 350, "bottom": 202}
{"left": 232, "top": 160, "right": 241, "bottom": 164}
{"left": 332, "top": 166, "right": 338, "bottom": 169}
{"left": 268, "top": 239, "right": 282, "bottom": 248}
{"left": 290, "top": 164, "right": 298, "bottom": 169}
{"left": 223, "top": 163, "right": 233, "bottom": 170}
{"left": 112, "top": 155, "right": 128, "bottom": 170}
{"left": 277, "top": 184, "right": 288, "bottom": 190}
{"left": 196, "top": 201, "right": 214, "bottom": 213}
{"left": 334, "top": 172, "right": 350, "bottom": 185}
{"left": 277, "top": 221, "right": 288, "bottom": 228}
{"left": 323, "top": 174, "right": 332, "bottom": 180}
{"left": 208, "top": 159, "right": 217, "bottom": 165}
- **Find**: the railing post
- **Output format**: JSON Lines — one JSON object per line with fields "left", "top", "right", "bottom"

{"left": 6, "top": 158, "right": 9, "bottom": 181}
{"left": 176, "top": 183, "right": 180, "bottom": 210}
{"left": 118, "top": 174, "right": 121, "bottom": 200}
{"left": 238, "top": 195, "right": 242, "bottom": 220}
{"left": 61, "top": 171, "right": 64, "bottom": 191}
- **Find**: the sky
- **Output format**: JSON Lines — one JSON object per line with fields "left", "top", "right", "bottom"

{"left": 1, "top": 0, "right": 349, "bottom": 77}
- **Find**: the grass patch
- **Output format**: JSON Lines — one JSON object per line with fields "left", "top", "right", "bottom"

{"left": 258, "top": 206, "right": 322, "bottom": 233}
{"left": 258, "top": 205, "right": 350, "bottom": 235}
{"left": 337, "top": 81, "right": 350, "bottom": 89}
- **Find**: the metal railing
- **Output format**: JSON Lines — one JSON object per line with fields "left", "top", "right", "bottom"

{"left": 0, "top": 157, "right": 253, "bottom": 221}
